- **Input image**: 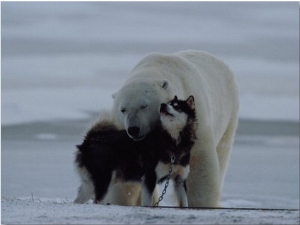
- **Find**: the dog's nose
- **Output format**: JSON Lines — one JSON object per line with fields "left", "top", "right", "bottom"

{"left": 128, "top": 126, "right": 140, "bottom": 136}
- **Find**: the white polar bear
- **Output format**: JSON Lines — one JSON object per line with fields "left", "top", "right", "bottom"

{"left": 110, "top": 50, "right": 239, "bottom": 207}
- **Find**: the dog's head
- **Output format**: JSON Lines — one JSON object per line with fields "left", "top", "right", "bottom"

{"left": 159, "top": 95, "right": 196, "bottom": 141}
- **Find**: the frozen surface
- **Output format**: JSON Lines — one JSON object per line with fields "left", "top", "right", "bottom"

{"left": 2, "top": 198, "right": 299, "bottom": 224}
{"left": 1, "top": 2, "right": 299, "bottom": 224}
{"left": 2, "top": 2, "right": 299, "bottom": 125}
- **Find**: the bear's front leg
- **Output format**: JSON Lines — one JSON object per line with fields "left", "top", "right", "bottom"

{"left": 187, "top": 146, "right": 221, "bottom": 207}
{"left": 141, "top": 171, "right": 157, "bottom": 206}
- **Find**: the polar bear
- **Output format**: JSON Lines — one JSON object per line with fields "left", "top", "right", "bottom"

{"left": 109, "top": 50, "right": 239, "bottom": 207}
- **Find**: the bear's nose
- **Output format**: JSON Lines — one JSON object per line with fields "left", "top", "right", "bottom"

{"left": 128, "top": 126, "right": 140, "bottom": 136}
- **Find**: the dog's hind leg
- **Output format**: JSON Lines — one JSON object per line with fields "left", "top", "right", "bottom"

{"left": 174, "top": 177, "right": 188, "bottom": 207}
{"left": 74, "top": 166, "right": 94, "bottom": 204}
{"left": 74, "top": 179, "right": 94, "bottom": 204}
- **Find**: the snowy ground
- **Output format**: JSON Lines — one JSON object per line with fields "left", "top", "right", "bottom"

{"left": 2, "top": 198, "right": 299, "bottom": 224}
{"left": 1, "top": 2, "right": 299, "bottom": 224}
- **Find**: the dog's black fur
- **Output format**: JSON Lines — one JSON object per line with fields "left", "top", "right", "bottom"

{"left": 75, "top": 96, "right": 196, "bottom": 205}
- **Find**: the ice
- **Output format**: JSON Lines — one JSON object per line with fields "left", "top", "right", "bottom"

{"left": 34, "top": 133, "right": 58, "bottom": 140}
{"left": 1, "top": 87, "right": 115, "bottom": 125}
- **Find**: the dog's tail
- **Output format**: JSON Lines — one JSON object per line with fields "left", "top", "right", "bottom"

{"left": 83, "top": 110, "right": 122, "bottom": 135}
{"left": 91, "top": 110, "right": 122, "bottom": 132}
{"left": 74, "top": 110, "right": 120, "bottom": 204}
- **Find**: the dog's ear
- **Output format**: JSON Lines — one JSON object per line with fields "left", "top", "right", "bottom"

{"left": 186, "top": 95, "right": 195, "bottom": 110}
{"left": 174, "top": 95, "right": 178, "bottom": 101}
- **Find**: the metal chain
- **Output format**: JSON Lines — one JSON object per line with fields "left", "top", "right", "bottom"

{"left": 153, "top": 154, "right": 176, "bottom": 207}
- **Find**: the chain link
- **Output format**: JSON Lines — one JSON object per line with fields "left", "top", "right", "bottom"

{"left": 153, "top": 153, "right": 175, "bottom": 207}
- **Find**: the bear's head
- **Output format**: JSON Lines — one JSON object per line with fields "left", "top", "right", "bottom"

{"left": 112, "top": 79, "right": 170, "bottom": 141}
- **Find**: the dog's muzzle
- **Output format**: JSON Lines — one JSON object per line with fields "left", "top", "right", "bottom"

{"left": 160, "top": 103, "right": 173, "bottom": 117}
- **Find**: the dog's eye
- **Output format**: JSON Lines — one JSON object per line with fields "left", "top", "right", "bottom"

{"left": 171, "top": 102, "right": 179, "bottom": 108}
{"left": 140, "top": 105, "right": 148, "bottom": 109}
{"left": 172, "top": 104, "right": 182, "bottom": 112}
{"left": 121, "top": 108, "right": 126, "bottom": 113}
{"left": 175, "top": 107, "right": 182, "bottom": 112}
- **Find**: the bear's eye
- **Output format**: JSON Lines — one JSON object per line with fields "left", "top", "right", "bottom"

{"left": 140, "top": 105, "right": 148, "bottom": 109}
{"left": 121, "top": 108, "right": 126, "bottom": 113}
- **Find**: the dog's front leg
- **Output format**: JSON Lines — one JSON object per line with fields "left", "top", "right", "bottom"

{"left": 174, "top": 176, "right": 188, "bottom": 207}
{"left": 141, "top": 171, "right": 157, "bottom": 206}
{"left": 93, "top": 171, "right": 113, "bottom": 204}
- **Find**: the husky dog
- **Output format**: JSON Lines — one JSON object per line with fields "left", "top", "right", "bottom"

{"left": 74, "top": 95, "right": 197, "bottom": 207}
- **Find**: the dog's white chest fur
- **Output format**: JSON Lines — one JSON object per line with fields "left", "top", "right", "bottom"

{"left": 155, "top": 161, "right": 190, "bottom": 181}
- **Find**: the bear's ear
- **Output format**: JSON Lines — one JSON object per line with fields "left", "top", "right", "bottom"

{"left": 186, "top": 95, "right": 195, "bottom": 110}
{"left": 160, "top": 80, "right": 169, "bottom": 90}
{"left": 112, "top": 92, "right": 117, "bottom": 99}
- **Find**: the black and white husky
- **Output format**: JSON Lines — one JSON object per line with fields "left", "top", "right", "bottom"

{"left": 74, "top": 95, "right": 197, "bottom": 207}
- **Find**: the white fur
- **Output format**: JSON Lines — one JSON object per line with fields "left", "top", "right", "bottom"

{"left": 160, "top": 105, "right": 188, "bottom": 143}
{"left": 155, "top": 162, "right": 190, "bottom": 181}
{"left": 141, "top": 181, "right": 152, "bottom": 206}
{"left": 154, "top": 162, "right": 190, "bottom": 207}
{"left": 111, "top": 50, "right": 239, "bottom": 207}
{"left": 74, "top": 166, "right": 94, "bottom": 204}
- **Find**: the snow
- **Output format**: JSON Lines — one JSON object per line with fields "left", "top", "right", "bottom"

{"left": 1, "top": 2, "right": 299, "bottom": 224}
{"left": 2, "top": 198, "right": 299, "bottom": 224}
